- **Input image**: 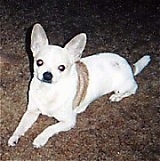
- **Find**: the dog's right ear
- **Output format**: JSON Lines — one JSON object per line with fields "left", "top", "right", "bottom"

{"left": 31, "top": 24, "right": 48, "bottom": 56}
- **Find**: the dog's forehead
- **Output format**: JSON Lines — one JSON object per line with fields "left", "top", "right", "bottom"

{"left": 41, "top": 45, "right": 64, "bottom": 56}
{"left": 37, "top": 45, "right": 69, "bottom": 62}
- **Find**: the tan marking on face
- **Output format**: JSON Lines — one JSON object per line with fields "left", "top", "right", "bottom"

{"left": 73, "top": 61, "right": 89, "bottom": 109}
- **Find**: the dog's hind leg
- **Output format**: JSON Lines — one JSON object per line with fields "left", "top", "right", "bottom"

{"left": 109, "top": 82, "right": 138, "bottom": 102}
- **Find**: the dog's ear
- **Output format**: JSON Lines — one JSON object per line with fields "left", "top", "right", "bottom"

{"left": 31, "top": 24, "right": 48, "bottom": 56}
{"left": 64, "top": 33, "right": 86, "bottom": 62}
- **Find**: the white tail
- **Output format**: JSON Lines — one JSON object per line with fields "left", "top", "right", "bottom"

{"left": 133, "top": 55, "right": 151, "bottom": 76}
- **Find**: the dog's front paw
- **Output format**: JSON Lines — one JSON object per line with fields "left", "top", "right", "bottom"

{"left": 33, "top": 134, "right": 48, "bottom": 148}
{"left": 8, "top": 135, "right": 20, "bottom": 147}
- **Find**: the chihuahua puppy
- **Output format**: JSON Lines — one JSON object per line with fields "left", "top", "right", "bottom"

{"left": 8, "top": 24, "right": 151, "bottom": 148}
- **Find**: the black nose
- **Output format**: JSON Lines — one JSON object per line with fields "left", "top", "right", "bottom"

{"left": 43, "top": 72, "right": 53, "bottom": 83}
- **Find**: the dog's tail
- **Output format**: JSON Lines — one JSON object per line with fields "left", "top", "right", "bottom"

{"left": 133, "top": 55, "right": 151, "bottom": 76}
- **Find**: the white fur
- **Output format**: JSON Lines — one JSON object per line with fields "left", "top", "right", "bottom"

{"left": 8, "top": 24, "right": 151, "bottom": 148}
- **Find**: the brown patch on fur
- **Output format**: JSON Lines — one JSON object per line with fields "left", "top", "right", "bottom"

{"left": 112, "top": 62, "right": 120, "bottom": 67}
{"left": 73, "top": 61, "right": 89, "bottom": 109}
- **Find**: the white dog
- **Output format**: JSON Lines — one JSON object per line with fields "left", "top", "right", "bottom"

{"left": 8, "top": 24, "right": 151, "bottom": 148}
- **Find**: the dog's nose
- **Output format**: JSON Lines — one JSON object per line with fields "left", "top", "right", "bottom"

{"left": 43, "top": 72, "right": 53, "bottom": 82}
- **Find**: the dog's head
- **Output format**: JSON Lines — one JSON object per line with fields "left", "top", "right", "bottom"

{"left": 30, "top": 24, "right": 86, "bottom": 84}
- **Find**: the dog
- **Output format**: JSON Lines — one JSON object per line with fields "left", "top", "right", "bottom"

{"left": 8, "top": 23, "right": 151, "bottom": 148}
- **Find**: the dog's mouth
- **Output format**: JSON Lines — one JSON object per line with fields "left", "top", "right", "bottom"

{"left": 37, "top": 77, "right": 52, "bottom": 84}
{"left": 42, "top": 79, "right": 52, "bottom": 84}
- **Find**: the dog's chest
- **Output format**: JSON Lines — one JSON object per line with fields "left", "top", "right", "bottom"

{"left": 30, "top": 78, "right": 76, "bottom": 116}
{"left": 32, "top": 87, "right": 58, "bottom": 116}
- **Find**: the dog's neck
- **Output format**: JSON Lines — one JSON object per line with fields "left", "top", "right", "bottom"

{"left": 73, "top": 61, "right": 89, "bottom": 108}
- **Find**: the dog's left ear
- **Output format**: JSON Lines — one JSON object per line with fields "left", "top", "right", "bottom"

{"left": 64, "top": 33, "right": 87, "bottom": 62}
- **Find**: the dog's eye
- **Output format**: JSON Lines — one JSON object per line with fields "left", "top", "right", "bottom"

{"left": 58, "top": 65, "right": 65, "bottom": 72}
{"left": 36, "top": 59, "right": 44, "bottom": 67}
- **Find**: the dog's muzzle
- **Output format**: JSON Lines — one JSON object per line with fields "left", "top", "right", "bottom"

{"left": 42, "top": 72, "right": 53, "bottom": 83}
